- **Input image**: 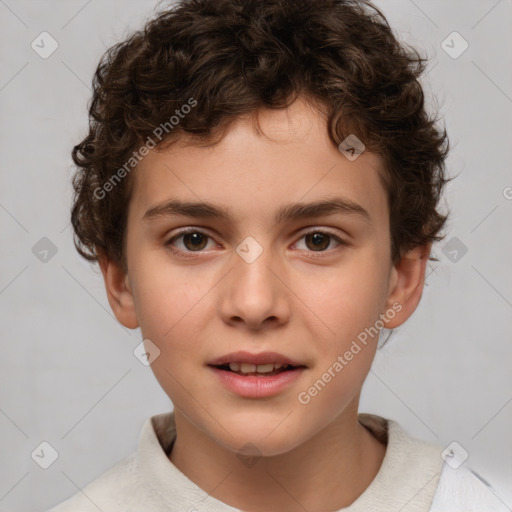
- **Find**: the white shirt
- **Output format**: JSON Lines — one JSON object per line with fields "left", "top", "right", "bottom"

{"left": 46, "top": 411, "right": 509, "bottom": 511}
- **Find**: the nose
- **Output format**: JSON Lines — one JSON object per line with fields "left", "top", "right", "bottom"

{"left": 219, "top": 240, "right": 291, "bottom": 331}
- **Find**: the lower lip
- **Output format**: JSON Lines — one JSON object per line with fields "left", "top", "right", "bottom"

{"left": 208, "top": 366, "right": 306, "bottom": 398}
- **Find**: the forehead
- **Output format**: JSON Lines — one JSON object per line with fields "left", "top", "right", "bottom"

{"left": 130, "top": 98, "right": 389, "bottom": 228}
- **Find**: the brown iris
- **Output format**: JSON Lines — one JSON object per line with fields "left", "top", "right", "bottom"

{"left": 305, "top": 232, "right": 331, "bottom": 251}
{"left": 183, "top": 232, "right": 208, "bottom": 251}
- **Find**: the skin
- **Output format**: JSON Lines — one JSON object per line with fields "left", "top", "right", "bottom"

{"left": 99, "top": 96, "right": 431, "bottom": 511}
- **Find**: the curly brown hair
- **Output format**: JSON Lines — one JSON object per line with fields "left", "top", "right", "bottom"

{"left": 71, "top": 0, "right": 449, "bottom": 271}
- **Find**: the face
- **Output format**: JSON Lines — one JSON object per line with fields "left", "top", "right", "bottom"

{"left": 104, "top": 97, "right": 425, "bottom": 456}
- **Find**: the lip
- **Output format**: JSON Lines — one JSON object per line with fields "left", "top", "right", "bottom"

{"left": 207, "top": 350, "right": 306, "bottom": 367}
{"left": 208, "top": 365, "right": 306, "bottom": 398}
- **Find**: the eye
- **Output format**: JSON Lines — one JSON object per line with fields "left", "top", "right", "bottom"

{"left": 293, "top": 230, "right": 347, "bottom": 254}
{"left": 165, "top": 228, "right": 348, "bottom": 258}
{"left": 166, "top": 229, "right": 218, "bottom": 254}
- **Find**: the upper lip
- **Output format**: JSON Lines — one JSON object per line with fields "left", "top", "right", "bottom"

{"left": 208, "top": 351, "right": 307, "bottom": 367}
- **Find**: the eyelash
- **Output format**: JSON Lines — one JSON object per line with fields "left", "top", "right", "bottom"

{"left": 165, "top": 228, "right": 349, "bottom": 259}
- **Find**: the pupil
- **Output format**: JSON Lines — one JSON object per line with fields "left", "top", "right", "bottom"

{"left": 306, "top": 233, "right": 329, "bottom": 251}
{"left": 184, "top": 232, "right": 207, "bottom": 251}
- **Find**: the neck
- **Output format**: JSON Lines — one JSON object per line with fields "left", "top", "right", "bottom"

{"left": 169, "top": 403, "right": 386, "bottom": 511}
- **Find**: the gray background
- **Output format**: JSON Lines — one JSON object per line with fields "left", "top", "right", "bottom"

{"left": 0, "top": 0, "right": 511, "bottom": 510}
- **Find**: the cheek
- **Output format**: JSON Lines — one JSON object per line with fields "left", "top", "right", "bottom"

{"left": 293, "top": 265, "right": 385, "bottom": 419}
{"left": 292, "top": 252, "right": 390, "bottom": 356}
{"left": 132, "top": 266, "right": 213, "bottom": 403}
{"left": 131, "top": 260, "right": 216, "bottom": 359}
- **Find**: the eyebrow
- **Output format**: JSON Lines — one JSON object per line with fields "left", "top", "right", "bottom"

{"left": 142, "top": 197, "right": 371, "bottom": 225}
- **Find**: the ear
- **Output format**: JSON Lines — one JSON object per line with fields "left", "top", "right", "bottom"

{"left": 383, "top": 242, "right": 431, "bottom": 329}
{"left": 98, "top": 252, "right": 139, "bottom": 329}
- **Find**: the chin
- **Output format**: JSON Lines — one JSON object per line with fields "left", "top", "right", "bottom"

{"left": 210, "top": 417, "right": 308, "bottom": 458}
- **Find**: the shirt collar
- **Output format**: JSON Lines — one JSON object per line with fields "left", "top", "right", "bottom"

{"left": 137, "top": 411, "right": 443, "bottom": 511}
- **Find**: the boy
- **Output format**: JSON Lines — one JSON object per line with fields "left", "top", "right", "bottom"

{"left": 48, "top": 0, "right": 508, "bottom": 510}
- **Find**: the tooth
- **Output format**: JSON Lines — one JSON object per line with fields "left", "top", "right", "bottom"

{"left": 255, "top": 363, "right": 275, "bottom": 373}
{"left": 229, "top": 362, "right": 240, "bottom": 372}
{"left": 240, "top": 363, "right": 256, "bottom": 373}
{"left": 274, "top": 363, "right": 283, "bottom": 370}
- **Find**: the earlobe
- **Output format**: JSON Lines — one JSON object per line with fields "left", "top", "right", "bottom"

{"left": 383, "top": 243, "right": 431, "bottom": 329}
{"left": 98, "top": 252, "right": 139, "bottom": 329}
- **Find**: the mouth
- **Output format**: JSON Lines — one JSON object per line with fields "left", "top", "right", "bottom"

{"left": 207, "top": 352, "right": 308, "bottom": 398}
{"left": 209, "top": 362, "right": 306, "bottom": 377}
